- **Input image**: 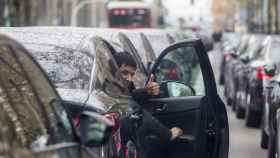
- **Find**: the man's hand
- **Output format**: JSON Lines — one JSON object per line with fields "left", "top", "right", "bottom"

{"left": 170, "top": 127, "right": 183, "bottom": 140}
{"left": 146, "top": 74, "right": 160, "bottom": 95}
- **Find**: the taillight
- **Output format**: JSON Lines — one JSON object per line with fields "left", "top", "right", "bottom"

{"left": 256, "top": 66, "right": 273, "bottom": 79}
{"left": 73, "top": 117, "right": 80, "bottom": 127}
{"left": 120, "top": 9, "right": 127, "bottom": 15}
{"left": 104, "top": 112, "right": 120, "bottom": 135}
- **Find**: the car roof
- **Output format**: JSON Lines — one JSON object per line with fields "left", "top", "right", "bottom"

{"left": 0, "top": 27, "right": 130, "bottom": 89}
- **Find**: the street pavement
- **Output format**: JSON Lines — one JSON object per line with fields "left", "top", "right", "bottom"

{"left": 208, "top": 44, "right": 266, "bottom": 158}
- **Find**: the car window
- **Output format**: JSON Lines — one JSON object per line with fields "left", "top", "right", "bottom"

{"left": 266, "top": 40, "right": 280, "bottom": 63}
{"left": 154, "top": 46, "right": 205, "bottom": 96}
{"left": 0, "top": 44, "right": 75, "bottom": 151}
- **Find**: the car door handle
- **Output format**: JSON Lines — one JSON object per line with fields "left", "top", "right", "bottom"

{"left": 177, "top": 135, "right": 195, "bottom": 144}
{"left": 155, "top": 104, "right": 167, "bottom": 112}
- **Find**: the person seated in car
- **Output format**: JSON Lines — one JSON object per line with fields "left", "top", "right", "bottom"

{"left": 113, "top": 52, "right": 183, "bottom": 158}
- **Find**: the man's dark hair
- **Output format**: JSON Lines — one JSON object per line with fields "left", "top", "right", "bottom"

{"left": 113, "top": 51, "right": 137, "bottom": 69}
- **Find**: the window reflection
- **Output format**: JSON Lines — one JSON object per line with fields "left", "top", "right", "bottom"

{"left": 155, "top": 46, "right": 205, "bottom": 96}
{"left": 0, "top": 44, "right": 74, "bottom": 151}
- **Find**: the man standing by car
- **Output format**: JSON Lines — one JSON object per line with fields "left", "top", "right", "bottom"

{"left": 113, "top": 52, "right": 183, "bottom": 158}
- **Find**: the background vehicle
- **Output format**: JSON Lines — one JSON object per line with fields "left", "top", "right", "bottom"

{"left": 219, "top": 33, "right": 241, "bottom": 85}
{"left": 275, "top": 107, "right": 280, "bottom": 158}
{"left": 233, "top": 35, "right": 268, "bottom": 127}
{"left": 260, "top": 36, "right": 280, "bottom": 157}
{"left": 107, "top": 1, "right": 153, "bottom": 28}
{"left": 224, "top": 34, "right": 251, "bottom": 106}
{"left": 0, "top": 33, "right": 113, "bottom": 158}
{"left": 265, "top": 76, "right": 280, "bottom": 158}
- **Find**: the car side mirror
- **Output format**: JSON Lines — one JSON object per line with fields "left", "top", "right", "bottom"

{"left": 240, "top": 56, "right": 249, "bottom": 63}
{"left": 160, "top": 81, "right": 196, "bottom": 97}
{"left": 264, "top": 64, "right": 276, "bottom": 76}
{"left": 79, "top": 112, "right": 114, "bottom": 147}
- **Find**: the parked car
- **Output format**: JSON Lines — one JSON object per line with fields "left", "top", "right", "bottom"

{"left": 275, "top": 106, "right": 280, "bottom": 158}
{"left": 0, "top": 33, "right": 114, "bottom": 158}
{"left": 257, "top": 37, "right": 280, "bottom": 153}
{"left": 219, "top": 33, "right": 241, "bottom": 85}
{"left": 92, "top": 35, "right": 229, "bottom": 158}
{"left": 0, "top": 27, "right": 128, "bottom": 158}
{"left": 233, "top": 35, "right": 269, "bottom": 127}
{"left": 224, "top": 34, "right": 251, "bottom": 106}
{"left": 265, "top": 75, "right": 280, "bottom": 158}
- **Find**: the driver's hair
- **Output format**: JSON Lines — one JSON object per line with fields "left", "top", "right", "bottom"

{"left": 113, "top": 51, "right": 137, "bottom": 69}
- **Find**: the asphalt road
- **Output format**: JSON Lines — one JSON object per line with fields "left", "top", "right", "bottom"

{"left": 208, "top": 44, "right": 267, "bottom": 158}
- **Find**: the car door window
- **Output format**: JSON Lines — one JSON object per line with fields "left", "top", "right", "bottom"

{"left": 154, "top": 44, "right": 205, "bottom": 97}
{"left": 93, "top": 37, "right": 130, "bottom": 97}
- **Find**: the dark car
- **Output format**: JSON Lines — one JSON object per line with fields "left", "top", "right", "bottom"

{"left": 0, "top": 33, "right": 113, "bottom": 158}
{"left": 233, "top": 35, "right": 269, "bottom": 127}
{"left": 92, "top": 35, "right": 229, "bottom": 158}
{"left": 265, "top": 74, "right": 280, "bottom": 158}
{"left": 274, "top": 106, "right": 280, "bottom": 158}
{"left": 257, "top": 37, "right": 280, "bottom": 154}
{"left": 224, "top": 34, "right": 251, "bottom": 106}
{"left": 219, "top": 33, "right": 241, "bottom": 85}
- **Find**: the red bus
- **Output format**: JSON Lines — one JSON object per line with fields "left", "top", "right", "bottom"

{"left": 107, "top": 1, "right": 152, "bottom": 29}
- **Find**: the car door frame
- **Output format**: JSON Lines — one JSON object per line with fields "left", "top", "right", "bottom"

{"left": 148, "top": 39, "right": 229, "bottom": 158}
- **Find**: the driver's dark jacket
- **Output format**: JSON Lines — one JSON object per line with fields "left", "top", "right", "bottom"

{"left": 119, "top": 82, "right": 173, "bottom": 158}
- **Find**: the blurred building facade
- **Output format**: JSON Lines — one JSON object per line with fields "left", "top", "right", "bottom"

{"left": 0, "top": 0, "right": 165, "bottom": 28}
{"left": 0, "top": 0, "right": 107, "bottom": 27}
{"left": 212, "top": 0, "right": 235, "bottom": 32}
{"left": 212, "top": 0, "right": 280, "bottom": 33}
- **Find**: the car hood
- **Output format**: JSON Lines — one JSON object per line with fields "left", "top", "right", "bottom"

{"left": 57, "top": 88, "right": 105, "bottom": 111}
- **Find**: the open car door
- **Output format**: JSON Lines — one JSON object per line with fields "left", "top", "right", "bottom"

{"left": 142, "top": 39, "right": 229, "bottom": 158}
{"left": 92, "top": 36, "right": 228, "bottom": 158}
